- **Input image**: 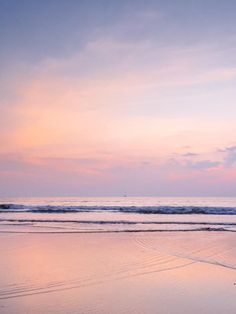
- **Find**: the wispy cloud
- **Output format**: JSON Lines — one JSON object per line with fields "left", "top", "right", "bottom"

{"left": 1, "top": 2, "right": 236, "bottom": 195}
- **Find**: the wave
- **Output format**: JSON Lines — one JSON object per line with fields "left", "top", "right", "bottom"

{"left": 0, "top": 227, "right": 234, "bottom": 234}
{"left": 1, "top": 203, "right": 236, "bottom": 214}
{"left": 1, "top": 218, "right": 236, "bottom": 233}
{"left": 1, "top": 218, "right": 236, "bottom": 226}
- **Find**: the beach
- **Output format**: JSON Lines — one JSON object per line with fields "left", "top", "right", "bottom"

{"left": 1, "top": 230, "right": 236, "bottom": 314}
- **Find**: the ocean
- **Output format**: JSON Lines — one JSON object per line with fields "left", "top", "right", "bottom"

{"left": 1, "top": 196, "right": 236, "bottom": 233}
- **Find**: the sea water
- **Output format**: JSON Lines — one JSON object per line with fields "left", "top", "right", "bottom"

{"left": 1, "top": 196, "right": 236, "bottom": 233}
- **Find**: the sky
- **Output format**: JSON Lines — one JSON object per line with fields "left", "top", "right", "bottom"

{"left": 1, "top": 0, "right": 236, "bottom": 197}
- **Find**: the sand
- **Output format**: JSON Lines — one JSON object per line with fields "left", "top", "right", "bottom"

{"left": 0, "top": 231, "right": 236, "bottom": 313}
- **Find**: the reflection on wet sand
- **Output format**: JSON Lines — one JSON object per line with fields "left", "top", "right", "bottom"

{"left": 0, "top": 232, "right": 236, "bottom": 313}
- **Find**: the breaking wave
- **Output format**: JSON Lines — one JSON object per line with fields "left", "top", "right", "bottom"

{"left": 1, "top": 203, "right": 236, "bottom": 215}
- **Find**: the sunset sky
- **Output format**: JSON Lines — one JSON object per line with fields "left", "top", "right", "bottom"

{"left": 1, "top": 0, "right": 236, "bottom": 196}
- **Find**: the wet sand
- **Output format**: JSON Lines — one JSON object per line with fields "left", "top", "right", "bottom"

{"left": 0, "top": 231, "right": 236, "bottom": 313}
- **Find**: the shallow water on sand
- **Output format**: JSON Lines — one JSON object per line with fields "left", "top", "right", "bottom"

{"left": 0, "top": 232, "right": 236, "bottom": 313}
